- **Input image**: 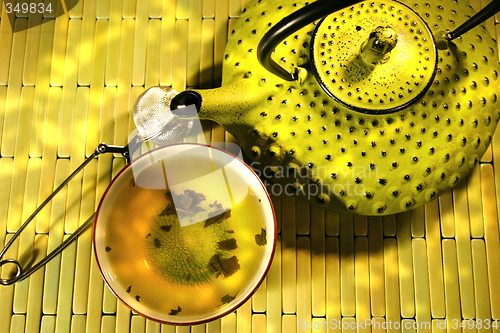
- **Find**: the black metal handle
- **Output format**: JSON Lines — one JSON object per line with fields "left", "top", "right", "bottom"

{"left": 0, "top": 143, "right": 127, "bottom": 285}
{"left": 446, "top": 0, "right": 500, "bottom": 40}
{"left": 257, "top": 0, "right": 364, "bottom": 81}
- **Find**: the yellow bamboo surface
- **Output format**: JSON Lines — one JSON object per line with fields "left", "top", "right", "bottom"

{"left": 1, "top": 0, "right": 500, "bottom": 332}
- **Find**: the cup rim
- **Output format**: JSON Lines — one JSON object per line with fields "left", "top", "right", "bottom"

{"left": 93, "top": 143, "right": 277, "bottom": 326}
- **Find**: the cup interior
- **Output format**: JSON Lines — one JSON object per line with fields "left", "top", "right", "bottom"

{"left": 94, "top": 144, "right": 276, "bottom": 325}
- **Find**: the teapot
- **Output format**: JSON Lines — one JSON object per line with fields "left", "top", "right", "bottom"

{"left": 164, "top": 0, "right": 499, "bottom": 215}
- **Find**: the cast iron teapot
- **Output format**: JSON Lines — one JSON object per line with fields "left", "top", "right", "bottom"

{"left": 164, "top": 0, "right": 499, "bottom": 215}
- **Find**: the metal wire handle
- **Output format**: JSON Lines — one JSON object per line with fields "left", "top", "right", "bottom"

{"left": 0, "top": 142, "right": 128, "bottom": 286}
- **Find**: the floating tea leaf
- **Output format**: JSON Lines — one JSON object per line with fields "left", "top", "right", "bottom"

{"left": 105, "top": 247, "right": 112, "bottom": 252}
{"left": 169, "top": 306, "right": 182, "bottom": 315}
{"left": 160, "top": 204, "right": 176, "bottom": 216}
{"left": 126, "top": 286, "right": 132, "bottom": 293}
{"left": 160, "top": 225, "right": 171, "bottom": 232}
{"left": 135, "top": 295, "right": 141, "bottom": 302}
{"left": 218, "top": 238, "right": 238, "bottom": 251}
{"left": 204, "top": 210, "right": 231, "bottom": 228}
{"left": 208, "top": 254, "right": 240, "bottom": 278}
{"left": 221, "top": 294, "right": 236, "bottom": 304}
{"left": 255, "top": 228, "right": 267, "bottom": 246}
{"left": 154, "top": 238, "right": 162, "bottom": 248}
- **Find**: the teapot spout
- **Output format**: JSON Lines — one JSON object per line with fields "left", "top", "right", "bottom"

{"left": 170, "top": 77, "right": 261, "bottom": 127}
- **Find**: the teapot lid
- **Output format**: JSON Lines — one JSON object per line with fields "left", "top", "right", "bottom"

{"left": 311, "top": 0, "right": 437, "bottom": 114}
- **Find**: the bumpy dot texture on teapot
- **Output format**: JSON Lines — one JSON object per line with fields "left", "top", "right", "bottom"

{"left": 211, "top": 0, "right": 499, "bottom": 215}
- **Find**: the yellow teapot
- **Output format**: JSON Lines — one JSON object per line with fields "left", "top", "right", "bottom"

{"left": 165, "top": 0, "right": 499, "bottom": 215}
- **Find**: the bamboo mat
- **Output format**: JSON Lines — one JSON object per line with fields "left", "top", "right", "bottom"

{"left": 0, "top": 0, "right": 500, "bottom": 332}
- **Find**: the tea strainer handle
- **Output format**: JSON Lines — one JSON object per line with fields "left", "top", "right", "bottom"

{"left": 0, "top": 143, "right": 127, "bottom": 285}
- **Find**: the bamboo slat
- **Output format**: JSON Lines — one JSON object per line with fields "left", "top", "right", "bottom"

{"left": 96, "top": 0, "right": 110, "bottom": 19}
{"left": 54, "top": 235, "right": 77, "bottom": 333}
{"left": 424, "top": 200, "right": 445, "bottom": 319}
{"left": 412, "top": 239, "right": 432, "bottom": 333}
{"left": 7, "top": 86, "right": 34, "bottom": 232}
{"left": 236, "top": 299, "right": 252, "bottom": 333}
{"left": 252, "top": 277, "right": 266, "bottom": 313}
{"left": 353, "top": 215, "right": 367, "bottom": 236}
{"left": 467, "top": 165, "right": 484, "bottom": 238}
{"left": 438, "top": 191, "right": 455, "bottom": 238}
{"left": 480, "top": 164, "right": 500, "bottom": 319}
{"left": 29, "top": 18, "right": 55, "bottom": 158}
{"left": 104, "top": 0, "right": 123, "bottom": 86}
{"left": 22, "top": 15, "right": 42, "bottom": 86}
{"left": 281, "top": 194, "right": 296, "bottom": 315}
{"left": 296, "top": 200, "right": 310, "bottom": 235}
{"left": 25, "top": 235, "right": 48, "bottom": 333}
{"left": 368, "top": 217, "right": 385, "bottom": 317}
{"left": 10, "top": 315, "right": 25, "bottom": 333}
{"left": 71, "top": 314, "right": 87, "bottom": 333}
{"left": 340, "top": 214, "right": 355, "bottom": 317}
{"left": 1, "top": 18, "right": 27, "bottom": 157}
{"left": 145, "top": 19, "right": 161, "bottom": 88}
{"left": 0, "top": 234, "right": 16, "bottom": 333}
{"left": 40, "top": 315, "right": 56, "bottom": 333}
{"left": 0, "top": 166, "right": 13, "bottom": 242}
{"left": 0, "top": 8, "right": 15, "bottom": 84}
{"left": 297, "top": 237, "right": 312, "bottom": 329}
{"left": 171, "top": 19, "right": 188, "bottom": 92}
{"left": 410, "top": 206, "right": 424, "bottom": 238}
{"left": 222, "top": 312, "right": 237, "bottom": 333}
{"left": 384, "top": 238, "right": 401, "bottom": 333}
{"left": 383, "top": 214, "right": 396, "bottom": 237}
{"left": 326, "top": 237, "right": 341, "bottom": 330}
{"left": 266, "top": 235, "right": 282, "bottom": 333}
{"left": 354, "top": 238, "right": 370, "bottom": 333}
{"left": 187, "top": 0, "right": 202, "bottom": 88}
{"left": 42, "top": 159, "right": 69, "bottom": 314}
{"left": 0, "top": 86, "right": 6, "bottom": 148}
{"left": 12, "top": 157, "right": 42, "bottom": 314}
{"left": 325, "top": 211, "right": 340, "bottom": 236}
{"left": 36, "top": 86, "right": 61, "bottom": 234}
{"left": 396, "top": 211, "right": 415, "bottom": 318}
{"left": 131, "top": 0, "right": 148, "bottom": 86}
{"left": 282, "top": 315, "right": 297, "bottom": 333}
{"left": 442, "top": 239, "right": 461, "bottom": 333}
{"left": 452, "top": 182, "right": 476, "bottom": 319}
{"left": 471, "top": 240, "right": 493, "bottom": 333}
{"left": 49, "top": 11, "right": 69, "bottom": 87}
{"left": 311, "top": 205, "right": 326, "bottom": 317}
{"left": 77, "top": 0, "right": 96, "bottom": 86}
{"left": 252, "top": 314, "right": 266, "bottom": 333}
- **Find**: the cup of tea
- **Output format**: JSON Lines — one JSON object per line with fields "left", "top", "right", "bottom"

{"left": 93, "top": 143, "right": 276, "bottom": 325}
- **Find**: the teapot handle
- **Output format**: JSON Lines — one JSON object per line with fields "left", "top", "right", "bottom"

{"left": 257, "top": 0, "right": 500, "bottom": 81}
{"left": 257, "top": 0, "right": 363, "bottom": 81}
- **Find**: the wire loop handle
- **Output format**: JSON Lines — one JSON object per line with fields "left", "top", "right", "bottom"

{"left": 0, "top": 143, "right": 127, "bottom": 285}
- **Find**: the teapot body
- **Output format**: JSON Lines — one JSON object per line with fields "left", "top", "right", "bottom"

{"left": 195, "top": 0, "right": 499, "bottom": 215}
